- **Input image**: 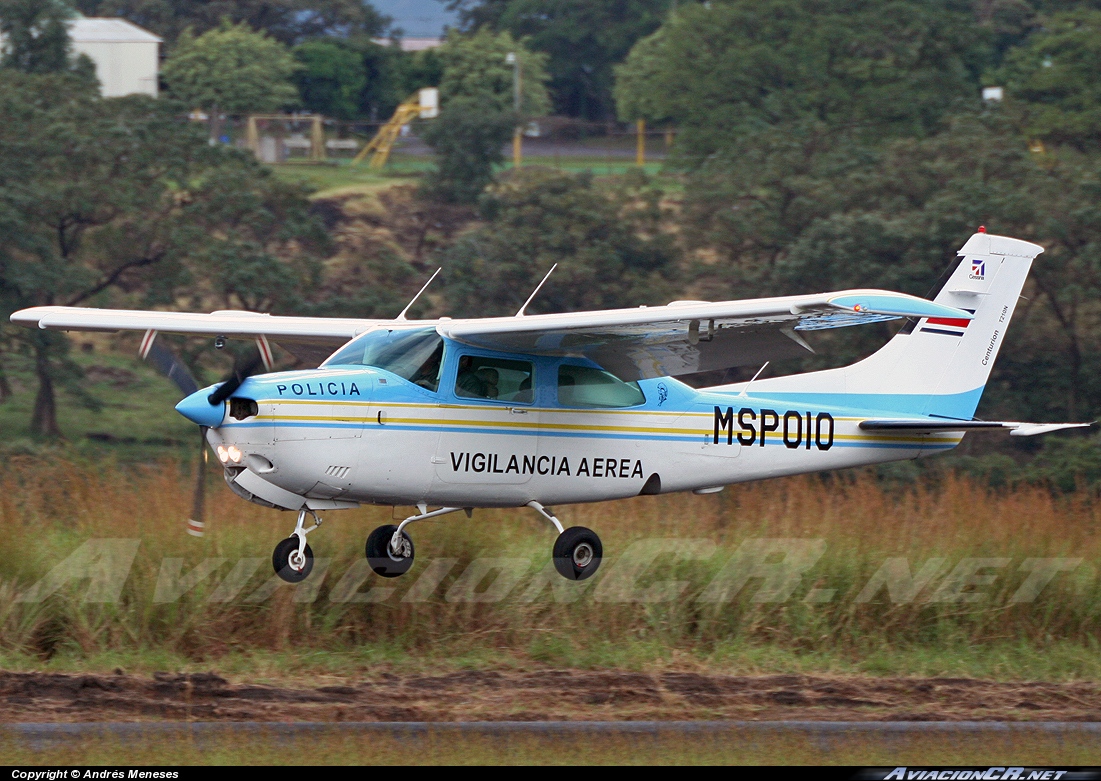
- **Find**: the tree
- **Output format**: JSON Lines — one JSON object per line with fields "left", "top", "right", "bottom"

{"left": 436, "top": 27, "right": 550, "bottom": 115}
{"left": 81, "top": 0, "right": 390, "bottom": 46}
{"left": 437, "top": 168, "right": 680, "bottom": 315}
{"left": 678, "top": 107, "right": 1101, "bottom": 424}
{"left": 615, "top": 0, "right": 986, "bottom": 162}
{"left": 421, "top": 28, "right": 550, "bottom": 203}
{"left": 996, "top": 9, "right": 1101, "bottom": 151}
{"left": 420, "top": 97, "right": 515, "bottom": 203}
{"left": 161, "top": 20, "right": 300, "bottom": 137}
{"left": 0, "top": 0, "right": 76, "bottom": 73}
{"left": 444, "top": 0, "right": 669, "bottom": 119}
{"left": 0, "top": 72, "right": 328, "bottom": 436}
{"left": 294, "top": 39, "right": 366, "bottom": 119}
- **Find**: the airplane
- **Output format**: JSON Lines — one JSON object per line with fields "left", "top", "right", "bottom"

{"left": 11, "top": 229, "right": 1088, "bottom": 584}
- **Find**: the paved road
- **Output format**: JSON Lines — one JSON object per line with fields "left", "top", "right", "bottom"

{"left": 8, "top": 719, "right": 1101, "bottom": 745}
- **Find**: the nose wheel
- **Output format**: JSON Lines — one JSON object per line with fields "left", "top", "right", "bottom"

{"left": 272, "top": 536, "right": 314, "bottom": 582}
{"left": 273, "top": 508, "right": 321, "bottom": 583}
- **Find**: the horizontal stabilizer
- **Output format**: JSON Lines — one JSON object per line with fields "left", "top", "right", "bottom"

{"left": 859, "top": 419, "right": 1091, "bottom": 437}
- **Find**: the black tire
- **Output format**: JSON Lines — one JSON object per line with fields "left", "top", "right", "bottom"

{"left": 552, "top": 526, "right": 603, "bottom": 581}
{"left": 366, "top": 524, "right": 415, "bottom": 578}
{"left": 272, "top": 536, "right": 314, "bottom": 583}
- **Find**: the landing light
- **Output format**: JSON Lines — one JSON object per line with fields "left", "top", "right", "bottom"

{"left": 227, "top": 445, "right": 242, "bottom": 463}
{"left": 216, "top": 445, "right": 229, "bottom": 464}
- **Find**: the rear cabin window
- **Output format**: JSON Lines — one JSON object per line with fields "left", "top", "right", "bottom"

{"left": 557, "top": 365, "right": 645, "bottom": 408}
{"left": 455, "top": 356, "right": 534, "bottom": 403}
{"left": 322, "top": 328, "right": 444, "bottom": 392}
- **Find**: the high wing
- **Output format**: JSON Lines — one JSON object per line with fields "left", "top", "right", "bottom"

{"left": 12, "top": 289, "right": 972, "bottom": 378}
{"left": 859, "top": 419, "right": 1091, "bottom": 437}
{"left": 9, "top": 306, "right": 386, "bottom": 365}
{"left": 436, "top": 289, "right": 973, "bottom": 380}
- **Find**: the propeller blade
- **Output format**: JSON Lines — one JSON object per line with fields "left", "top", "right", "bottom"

{"left": 187, "top": 426, "right": 208, "bottom": 537}
{"left": 207, "top": 349, "right": 264, "bottom": 406}
{"left": 142, "top": 340, "right": 199, "bottom": 398}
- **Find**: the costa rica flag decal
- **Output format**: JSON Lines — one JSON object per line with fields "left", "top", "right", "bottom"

{"left": 919, "top": 309, "right": 974, "bottom": 337}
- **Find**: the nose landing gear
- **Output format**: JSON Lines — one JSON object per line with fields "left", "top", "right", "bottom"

{"left": 272, "top": 508, "right": 322, "bottom": 583}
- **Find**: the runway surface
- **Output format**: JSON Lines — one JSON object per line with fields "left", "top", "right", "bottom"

{"left": 5, "top": 721, "right": 1099, "bottom": 763}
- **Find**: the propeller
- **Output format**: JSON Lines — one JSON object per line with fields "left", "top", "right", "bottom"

{"left": 140, "top": 335, "right": 209, "bottom": 535}
{"left": 207, "top": 349, "right": 264, "bottom": 406}
{"left": 139, "top": 330, "right": 272, "bottom": 535}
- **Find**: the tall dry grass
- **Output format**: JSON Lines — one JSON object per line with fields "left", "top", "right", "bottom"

{"left": 0, "top": 457, "right": 1098, "bottom": 675}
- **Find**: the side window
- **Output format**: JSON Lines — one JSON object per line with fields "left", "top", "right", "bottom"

{"left": 558, "top": 365, "right": 646, "bottom": 408}
{"left": 455, "top": 355, "right": 534, "bottom": 403}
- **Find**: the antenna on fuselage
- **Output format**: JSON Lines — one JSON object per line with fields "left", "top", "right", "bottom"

{"left": 738, "top": 361, "right": 770, "bottom": 399}
{"left": 395, "top": 268, "right": 442, "bottom": 321}
{"left": 515, "top": 264, "right": 558, "bottom": 317}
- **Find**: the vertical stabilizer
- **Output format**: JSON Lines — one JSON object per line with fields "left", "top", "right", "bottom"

{"left": 712, "top": 231, "right": 1044, "bottom": 419}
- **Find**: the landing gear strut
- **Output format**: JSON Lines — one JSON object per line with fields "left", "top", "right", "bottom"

{"left": 365, "top": 504, "right": 465, "bottom": 578}
{"left": 529, "top": 501, "right": 603, "bottom": 581}
{"left": 272, "top": 508, "right": 321, "bottom": 583}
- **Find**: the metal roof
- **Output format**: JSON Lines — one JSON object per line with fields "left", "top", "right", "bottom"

{"left": 69, "top": 18, "right": 162, "bottom": 44}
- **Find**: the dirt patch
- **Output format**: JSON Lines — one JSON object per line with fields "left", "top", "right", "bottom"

{"left": 0, "top": 670, "right": 1098, "bottom": 722}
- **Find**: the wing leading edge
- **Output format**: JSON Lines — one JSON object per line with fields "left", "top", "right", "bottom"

{"left": 10, "top": 288, "right": 971, "bottom": 378}
{"left": 9, "top": 306, "right": 385, "bottom": 365}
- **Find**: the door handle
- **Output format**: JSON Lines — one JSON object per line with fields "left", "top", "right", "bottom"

{"left": 509, "top": 408, "right": 528, "bottom": 414}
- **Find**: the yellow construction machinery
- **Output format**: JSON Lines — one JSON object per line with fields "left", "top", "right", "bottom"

{"left": 352, "top": 88, "right": 439, "bottom": 168}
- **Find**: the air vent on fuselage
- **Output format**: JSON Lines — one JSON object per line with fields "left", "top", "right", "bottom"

{"left": 325, "top": 465, "right": 351, "bottom": 479}
{"left": 230, "top": 398, "right": 259, "bottom": 420}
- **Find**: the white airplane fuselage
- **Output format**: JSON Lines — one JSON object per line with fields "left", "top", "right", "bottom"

{"left": 205, "top": 341, "right": 961, "bottom": 512}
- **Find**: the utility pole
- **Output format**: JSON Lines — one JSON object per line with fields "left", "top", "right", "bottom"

{"left": 506, "top": 52, "right": 522, "bottom": 167}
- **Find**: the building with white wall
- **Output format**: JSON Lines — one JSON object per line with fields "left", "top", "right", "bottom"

{"left": 69, "top": 18, "right": 161, "bottom": 98}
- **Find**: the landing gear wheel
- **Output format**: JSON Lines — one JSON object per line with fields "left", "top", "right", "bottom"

{"left": 553, "top": 526, "right": 602, "bottom": 581}
{"left": 366, "top": 524, "right": 415, "bottom": 578}
{"left": 272, "top": 537, "right": 314, "bottom": 583}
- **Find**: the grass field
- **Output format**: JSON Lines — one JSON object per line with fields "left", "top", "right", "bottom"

{"left": 0, "top": 455, "right": 1096, "bottom": 682}
{"left": 270, "top": 154, "right": 672, "bottom": 198}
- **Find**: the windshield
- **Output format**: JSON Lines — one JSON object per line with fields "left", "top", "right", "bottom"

{"left": 322, "top": 327, "right": 444, "bottom": 392}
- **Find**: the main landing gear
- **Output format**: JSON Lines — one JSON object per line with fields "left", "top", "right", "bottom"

{"left": 272, "top": 508, "right": 322, "bottom": 583}
{"left": 363, "top": 501, "right": 603, "bottom": 582}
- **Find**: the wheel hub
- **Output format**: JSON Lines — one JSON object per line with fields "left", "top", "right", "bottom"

{"left": 288, "top": 549, "right": 306, "bottom": 570}
{"left": 389, "top": 535, "right": 411, "bottom": 560}
{"left": 573, "top": 542, "right": 594, "bottom": 568}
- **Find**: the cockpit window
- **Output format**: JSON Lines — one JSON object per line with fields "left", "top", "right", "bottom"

{"left": 557, "top": 364, "right": 645, "bottom": 408}
{"left": 322, "top": 327, "right": 444, "bottom": 392}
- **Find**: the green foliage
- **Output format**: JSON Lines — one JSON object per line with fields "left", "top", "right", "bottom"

{"left": 448, "top": 0, "right": 670, "bottom": 120}
{"left": 0, "top": 0, "right": 76, "bottom": 73}
{"left": 161, "top": 20, "right": 300, "bottom": 115}
{"left": 293, "top": 39, "right": 366, "bottom": 120}
{"left": 437, "top": 27, "right": 550, "bottom": 117}
{"left": 0, "top": 71, "right": 329, "bottom": 435}
{"left": 418, "top": 29, "right": 551, "bottom": 204}
{"left": 420, "top": 97, "right": 515, "bottom": 204}
{"left": 81, "top": 0, "right": 390, "bottom": 45}
{"left": 438, "top": 168, "right": 678, "bottom": 315}
{"left": 997, "top": 9, "right": 1101, "bottom": 150}
{"left": 615, "top": 0, "right": 985, "bottom": 156}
